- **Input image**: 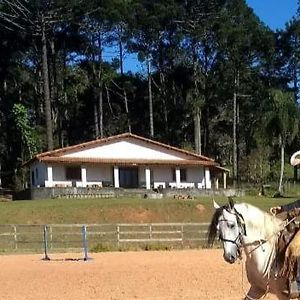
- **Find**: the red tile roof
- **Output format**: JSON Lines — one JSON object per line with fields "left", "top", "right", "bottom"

{"left": 24, "top": 133, "right": 228, "bottom": 172}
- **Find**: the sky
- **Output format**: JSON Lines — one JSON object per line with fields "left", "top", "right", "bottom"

{"left": 246, "top": 0, "right": 297, "bottom": 30}
{"left": 120, "top": 1, "right": 299, "bottom": 73}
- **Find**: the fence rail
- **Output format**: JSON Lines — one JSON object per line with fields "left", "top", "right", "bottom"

{"left": 0, "top": 223, "right": 211, "bottom": 255}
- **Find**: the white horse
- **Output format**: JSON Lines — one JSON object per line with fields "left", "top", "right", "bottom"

{"left": 207, "top": 198, "right": 298, "bottom": 300}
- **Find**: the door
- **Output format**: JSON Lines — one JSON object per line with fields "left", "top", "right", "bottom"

{"left": 119, "top": 167, "right": 139, "bottom": 188}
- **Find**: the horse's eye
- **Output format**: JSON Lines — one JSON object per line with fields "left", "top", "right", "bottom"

{"left": 228, "top": 223, "right": 235, "bottom": 229}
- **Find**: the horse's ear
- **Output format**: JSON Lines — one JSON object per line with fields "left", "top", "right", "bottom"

{"left": 228, "top": 197, "right": 235, "bottom": 209}
{"left": 213, "top": 199, "right": 220, "bottom": 209}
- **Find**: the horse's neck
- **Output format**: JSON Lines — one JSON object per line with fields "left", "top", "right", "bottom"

{"left": 236, "top": 204, "right": 281, "bottom": 277}
{"left": 243, "top": 228, "right": 277, "bottom": 277}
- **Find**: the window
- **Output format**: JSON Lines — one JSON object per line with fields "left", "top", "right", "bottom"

{"left": 172, "top": 168, "right": 176, "bottom": 181}
{"left": 66, "top": 166, "right": 81, "bottom": 180}
{"left": 180, "top": 169, "right": 187, "bottom": 182}
{"left": 172, "top": 168, "right": 187, "bottom": 182}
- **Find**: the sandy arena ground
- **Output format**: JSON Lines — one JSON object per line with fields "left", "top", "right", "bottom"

{"left": 0, "top": 249, "right": 277, "bottom": 300}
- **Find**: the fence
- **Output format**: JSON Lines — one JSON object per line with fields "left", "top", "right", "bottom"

{"left": 0, "top": 223, "right": 211, "bottom": 256}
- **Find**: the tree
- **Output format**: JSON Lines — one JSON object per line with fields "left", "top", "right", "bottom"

{"left": 214, "top": 0, "right": 273, "bottom": 187}
{"left": 0, "top": 0, "right": 82, "bottom": 150}
{"left": 266, "top": 89, "right": 299, "bottom": 195}
{"left": 12, "top": 103, "right": 39, "bottom": 158}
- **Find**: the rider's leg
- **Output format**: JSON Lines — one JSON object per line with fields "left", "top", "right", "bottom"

{"left": 282, "top": 230, "right": 300, "bottom": 298}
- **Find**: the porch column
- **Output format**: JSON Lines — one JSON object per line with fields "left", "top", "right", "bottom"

{"left": 81, "top": 166, "right": 87, "bottom": 187}
{"left": 223, "top": 172, "right": 227, "bottom": 189}
{"left": 205, "top": 168, "right": 211, "bottom": 189}
{"left": 47, "top": 165, "right": 53, "bottom": 187}
{"left": 215, "top": 177, "right": 219, "bottom": 190}
{"left": 175, "top": 168, "right": 181, "bottom": 188}
{"left": 145, "top": 168, "right": 151, "bottom": 190}
{"left": 113, "top": 166, "right": 119, "bottom": 188}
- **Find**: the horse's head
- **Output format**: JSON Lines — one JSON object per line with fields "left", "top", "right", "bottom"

{"left": 208, "top": 198, "right": 246, "bottom": 264}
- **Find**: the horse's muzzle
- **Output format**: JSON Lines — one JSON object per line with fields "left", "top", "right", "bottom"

{"left": 223, "top": 253, "right": 237, "bottom": 264}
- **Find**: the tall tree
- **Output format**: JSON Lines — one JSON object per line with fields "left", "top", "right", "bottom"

{"left": 0, "top": 0, "right": 81, "bottom": 150}
{"left": 266, "top": 90, "right": 299, "bottom": 195}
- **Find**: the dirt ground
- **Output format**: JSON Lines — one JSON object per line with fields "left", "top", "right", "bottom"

{"left": 0, "top": 249, "right": 277, "bottom": 300}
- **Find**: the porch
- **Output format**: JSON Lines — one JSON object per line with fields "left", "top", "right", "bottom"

{"left": 40, "top": 164, "right": 227, "bottom": 190}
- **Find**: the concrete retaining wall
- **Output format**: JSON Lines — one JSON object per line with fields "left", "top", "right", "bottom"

{"left": 14, "top": 187, "right": 245, "bottom": 200}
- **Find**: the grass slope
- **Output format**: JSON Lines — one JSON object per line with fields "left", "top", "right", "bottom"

{"left": 0, "top": 195, "right": 298, "bottom": 224}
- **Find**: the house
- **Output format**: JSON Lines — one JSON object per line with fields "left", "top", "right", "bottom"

{"left": 25, "top": 133, "right": 228, "bottom": 191}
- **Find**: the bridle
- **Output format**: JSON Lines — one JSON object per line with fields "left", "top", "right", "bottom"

{"left": 218, "top": 206, "right": 247, "bottom": 258}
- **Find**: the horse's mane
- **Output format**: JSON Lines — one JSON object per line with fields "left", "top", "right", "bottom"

{"left": 207, "top": 205, "right": 228, "bottom": 247}
{"left": 235, "top": 203, "right": 282, "bottom": 239}
{"left": 207, "top": 202, "right": 283, "bottom": 247}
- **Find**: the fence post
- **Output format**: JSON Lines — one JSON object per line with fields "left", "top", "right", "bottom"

{"left": 116, "top": 225, "right": 119, "bottom": 247}
{"left": 82, "top": 225, "right": 89, "bottom": 261}
{"left": 181, "top": 224, "right": 184, "bottom": 247}
{"left": 13, "top": 225, "right": 17, "bottom": 250}
{"left": 43, "top": 225, "right": 50, "bottom": 261}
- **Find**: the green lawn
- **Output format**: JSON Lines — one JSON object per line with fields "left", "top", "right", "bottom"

{"left": 0, "top": 194, "right": 299, "bottom": 224}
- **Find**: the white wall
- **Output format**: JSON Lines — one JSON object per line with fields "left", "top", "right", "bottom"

{"left": 188, "top": 167, "right": 205, "bottom": 183}
{"left": 86, "top": 165, "right": 112, "bottom": 182}
{"left": 63, "top": 138, "right": 194, "bottom": 161}
{"left": 152, "top": 167, "right": 173, "bottom": 182}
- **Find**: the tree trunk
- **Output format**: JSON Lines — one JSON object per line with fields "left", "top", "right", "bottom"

{"left": 194, "top": 108, "right": 201, "bottom": 155}
{"left": 233, "top": 72, "right": 238, "bottom": 189}
{"left": 99, "top": 86, "right": 103, "bottom": 138}
{"left": 192, "top": 40, "right": 202, "bottom": 155}
{"left": 41, "top": 15, "right": 54, "bottom": 150}
{"left": 92, "top": 42, "right": 99, "bottom": 138}
{"left": 278, "top": 137, "right": 285, "bottom": 194}
{"left": 50, "top": 36, "right": 61, "bottom": 146}
{"left": 148, "top": 57, "right": 154, "bottom": 137}
{"left": 93, "top": 91, "right": 99, "bottom": 138}
{"left": 105, "top": 85, "right": 114, "bottom": 115}
{"left": 159, "top": 72, "right": 169, "bottom": 134}
{"left": 123, "top": 89, "right": 131, "bottom": 133}
{"left": 98, "top": 33, "right": 104, "bottom": 139}
{"left": 118, "top": 25, "right": 124, "bottom": 76}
